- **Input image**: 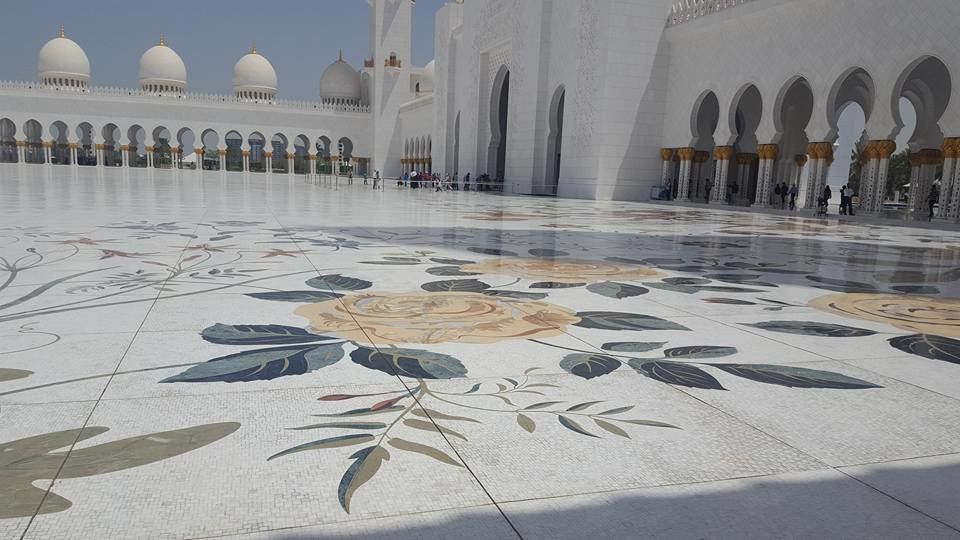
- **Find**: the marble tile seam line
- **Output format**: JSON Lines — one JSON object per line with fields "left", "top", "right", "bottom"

{"left": 182, "top": 502, "right": 507, "bottom": 540}
{"left": 835, "top": 467, "right": 960, "bottom": 535}
{"left": 832, "top": 357, "right": 960, "bottom": 406}
{"left": 268, "top": 209, "right": 525, "bottom": 540}
{"left": 836, "top": 450, "right": 960, "bottom": 471}
{"left": 17, "top": 213, "right": 208, "bottom": 540}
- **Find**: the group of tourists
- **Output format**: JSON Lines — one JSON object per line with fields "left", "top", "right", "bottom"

{"left": 772, "top": 182, "right": 800, "bottom": 210}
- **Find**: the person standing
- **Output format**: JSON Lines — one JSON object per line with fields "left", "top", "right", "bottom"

{"left": 464, "top": 172, "right": 471, "bottom": 191}
{"left": 822, "top": 185, "right": 832, "bottom": 215}
{"left": 789, "top": 184, "right": 799, "bottom": 211}
{"left": 704, "top": 178, "right": 713, "bottom": 203}
{"left": 779, "top": 183, "right": 788, "bottom": 209}
{"left": 928, "top": 182, "right": 940, "bottom": 220}
{"left": 846, "top": 185, "right": 855, "bottom": 216}
{"left": 839, "top": 185, "right": 848, "bottom": 215}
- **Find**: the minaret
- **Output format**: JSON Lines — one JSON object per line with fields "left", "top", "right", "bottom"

{"left": 369, "top": 0, "right": 415, "bottom": 177}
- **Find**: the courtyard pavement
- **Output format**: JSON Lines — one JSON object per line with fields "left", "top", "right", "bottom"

{"left": 1, "top": 166, "right": 960, "bottom": 539}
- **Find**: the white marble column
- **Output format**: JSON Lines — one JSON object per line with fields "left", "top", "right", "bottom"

{"left": 265, "top": 153, "right": 272, "bottom": 174}
{"left": 712, "top": 146, "right": 733, "bottom": 203}
{"left": 16, "top": 141, "right": 25, "bottom": 163}
{"left": 70, "top": 144, "right": 79, "bottom": 167}
{"left": 754, "top": 144, "right": 778, "bottom": 208}
{"left": 939, "top": 153, "right": 957, "bottom": 219}
{"left": 803, "top": 143, "right": 822, "bottom": 209}
{"left": 288, "top": 154, "right": 295, "bottom": 176}
{"left": 858, "top": 140, "right": 895, "bottom": 214}
{"left": 659, "top": 149, "right": 675, "bottom": 191}
{"left": 675, "top": 147, "right": 695, "bottom": 201}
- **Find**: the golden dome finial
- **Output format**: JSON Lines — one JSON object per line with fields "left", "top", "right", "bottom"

{"left": 338, "top": 49, "right": 343, "bottom": 62}
{"left": 58, "top": 24, "right": 65, "bottom": 38}
{"left": 159, "top": 33, "right": 166, "bottom": 46}
{"left": 250, "top": 40, "right": 257, "bottom": 54}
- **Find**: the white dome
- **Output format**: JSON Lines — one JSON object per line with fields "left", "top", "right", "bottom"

{"left": 139, "top": 39, "right": 186, "bottom": 92}
{"left": 423, "top": 60, "right": 435, "bottom": 81}
{"left": 38, "top": 30, "right": 90, "bottom": 87}
{"left": 233, "top": 49, "right": 277, "bottom": 98}
{"left": 319, "top": 57, "right": 361, "bottom": 103}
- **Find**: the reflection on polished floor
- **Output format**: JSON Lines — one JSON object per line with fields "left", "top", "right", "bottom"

{"left": 2, "top": 167, "right": 960, "bottom": 539}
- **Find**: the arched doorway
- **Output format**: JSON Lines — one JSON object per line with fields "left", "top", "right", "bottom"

{"left": 729, "top": 85, "right": 763, "bottom": 205}
{"left": 545, "top": 86, "right": 566, "bottom": 196}
{"left": 75, "top": 122, "right": 95, "bottom": 165}
{"left": 690, "top": 90, "right": 720, "bottom": 201}
{"left": 248, "top": 132, "right": 266, "bottom": 172}
{"left": 177, "top": 128, "right": 196, "bottom": 169}
{"left": 128, "top": 125, "right": 147, "bottom": 167}
{"left": 225, "top": 131, "right": 243, "bottom": 171}
{"left": 152, "top": 126, "right": 173, "bottom": 169}
{"left": 488, "top": 66, "right": 510, "bottom": 183}
{"left": 338, "top": 137, "right": 354, "bottom": 175}
{"left": 0, "top": 118, "right": 16, "bottom": 163}
{"left": 294, "top": 135, "right": 310, "bottom": 174}
{"left": 316, "top": 137, "right": 332, "bottom": 174}
{"left": 50, "top": 121, "right": 70, "bottom": 165}
{"left": 271, "top": 133, "right": 288, "bottom": 173}
{"left": 893, "top": 56, "right": 952, "bottom": 218}
{"left": 23, "top": 120, "right": 43, "bottom": 164}
{"left": 102, "top": 124, "right": 121, "bottom": 166}
{"left": 825, "top": 67, "right": 875, "bottom": 208}
{"left": 201, "top": 129, "right": 220, "bottom": 170}
{"left": 772, "top": 77, "right": 814, "bottom": 207}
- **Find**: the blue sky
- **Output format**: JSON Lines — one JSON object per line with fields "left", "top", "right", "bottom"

{"left": 0, "top": 0, "right": 446, "bottom": 100}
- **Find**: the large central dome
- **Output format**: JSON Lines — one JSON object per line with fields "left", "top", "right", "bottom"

{"left": 319, "top": 53, "right": 361, "bottom": 104}
{"left": 139, "top": 37, "right": 187, "bottom": 94}
{"left": 233, "top": 47, "right": 278, "bottom": 100}
{"left": 38, "top": 27, "right": 90, "bottom": 88}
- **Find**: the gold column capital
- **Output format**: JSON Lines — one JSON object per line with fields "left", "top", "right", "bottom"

{"left": 660, "top": 148, "right": 675, "bottom": 161}
{"left": 677, "top": 147, "right": 697, "bottom": 161}
{"left": 757, "top": 144, "right": 779, "bottom": 160}
{"left": 713, "top": 146, "right": 734, "bottom": 160}
{"left": 794, "top": 154, "right": 808, "bottom": 167}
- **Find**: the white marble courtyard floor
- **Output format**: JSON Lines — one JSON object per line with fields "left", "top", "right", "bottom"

{"left": 2, "top": 166, "right": 960, "bottom": 539}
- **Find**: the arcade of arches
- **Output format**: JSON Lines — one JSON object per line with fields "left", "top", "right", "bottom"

{"left": 661, "top": 59, "right": 960, "bottom": 223}
{"left": 401, "top": 135, "right": 433, "bottom": 174}
{"left": 0, "top": 120, "right": 369, "bottom": 177}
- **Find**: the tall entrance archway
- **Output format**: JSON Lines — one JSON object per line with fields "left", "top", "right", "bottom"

{"left": 545, "top": 86, "right": 566, "bottom": 196}
{"left": 488, "top": 66, "right": 510, "bottom": 182}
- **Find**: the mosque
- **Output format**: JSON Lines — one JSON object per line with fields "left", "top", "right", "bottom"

{"left": 1, "top": 0, "right": 958, "bottom": 222}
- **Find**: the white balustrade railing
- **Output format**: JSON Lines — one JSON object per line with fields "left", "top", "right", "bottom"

{"left": 667, "top": 0, "right": 755, "bottom": 27}
{"left": 0, "top": 80, "right": 370, "bottom": 114}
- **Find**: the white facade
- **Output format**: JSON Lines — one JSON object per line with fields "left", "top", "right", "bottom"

{"left": 4, "top": 0, "right": 960, "bottom": 221}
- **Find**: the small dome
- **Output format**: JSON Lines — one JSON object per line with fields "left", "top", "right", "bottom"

{"left": 233, "top": 47, "right": 278, "bottom": 99}
{"left": 139, "top": 37, "right": 186, "bottom": 93}
{"left": 419, "top": 60, "right": 435, "bottom": 92}
{"left": 319, "top": 54, "right": 361, "bottom": 104}
{"left": 38, "top": 27, "right": 90, "bottom": 87}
